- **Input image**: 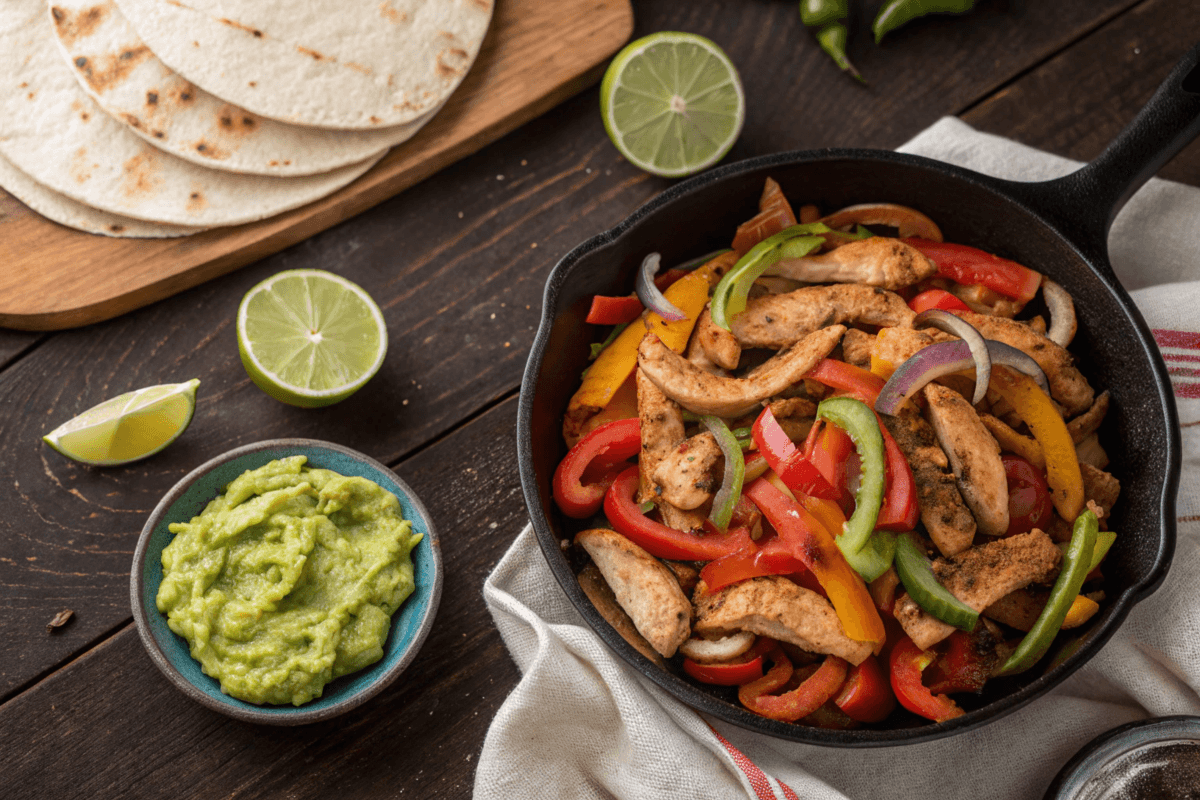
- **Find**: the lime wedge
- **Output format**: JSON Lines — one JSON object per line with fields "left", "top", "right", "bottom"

{"left": 601, "top": 32, "right": 745, "bottom": 178}
{"left": 237, "top": 269, "right": 388, "bottom": 408}
{"left": 43, "top": 379, "right": 200, "bottom": 466}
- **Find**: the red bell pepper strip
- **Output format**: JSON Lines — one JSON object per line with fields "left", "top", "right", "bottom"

{"left": 699, "top": 533, "right": 826, "bottom": 596}
{"left": 603, "top": 467, "right": 753, "bottom": 561}
{"left": 732, "top": 178, "right": 798, "bottom": 255}
{"left": 744, "top": 478, "right": 885, "bottom": 646}
{"left": 807, "top": 358, "right": 887, "bottom": 405}
{"left": 586, "top": 295, "right": 644, "bottom": 325}
{"left": 924, "top": 630, "right": 993, "bottom": 695}
{"left": 888, "top": 635, "right": 964, "bottom": 722}
{"left": 904, "top": 238, "right": 1042, "bottom": 302}
{"left": 834, "top": 654, "right": 896, "bottom": 723}
{"left": 804, "top": 419, "right": 856, "bottom": 510}
{"left": 552, "top": 418, "right": 641, "bottom": 518}
{"left": 683, "top": 655, "right": 765, "bottom": 686}
{"left": 908, "top": 288, "right": 971, "bottom": 314}
{"left": 741, "top": 653, "right": 849, "bottom": 722}
{"left": 750, "top": 406, "right": 839, "bottom": 500}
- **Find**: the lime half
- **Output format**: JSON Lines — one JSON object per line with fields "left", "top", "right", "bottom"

{"left": 237, "top": 269, "right": 388, "bottom": 408}
{"left": 601, "top": 32, "right": 745, "bottom": 178}
{"left": 43, "top": 379, "right": 200, "bottom": 466}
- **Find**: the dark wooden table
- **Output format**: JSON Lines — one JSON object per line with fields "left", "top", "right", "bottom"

{"left": 3, "top": 1, "right": 1198, "bottom": 797}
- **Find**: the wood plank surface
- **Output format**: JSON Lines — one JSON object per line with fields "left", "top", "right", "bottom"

{"left": 2, "top": 0, "right": 1195, "bottom": 797}
{"left": 0, "top": 397, "right": 527, "bottom": 800}
{"left": 0, "top": 0, "right": 1150, "bottom": 706}
{"left": 0, "top": 0, "right": 634, "bottom": 331}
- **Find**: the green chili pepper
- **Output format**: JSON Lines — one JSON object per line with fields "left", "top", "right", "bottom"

{"left": 872, "top": 0, "right": 979, "bottom": 45}
{"left": 799, "top": 0, "right": 863, "bottom": 82}
{"left": 1057, "top": 530, "right": 1116, "bottom": 574}
{"left": 996, "top": 509, "right": 1099, "bottom": 676}
{"left": 815, "top": 397, "right": 885, "bottom": 572}
{"left": 710, "top": 223, "right": 829, "bottom": 330}
{"left": 894, "top": 532, "right": 978, "bottom": 631}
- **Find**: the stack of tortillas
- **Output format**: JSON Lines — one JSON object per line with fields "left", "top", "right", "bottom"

{"left": 0, "top": 0, "right": 492, "bottom": 237}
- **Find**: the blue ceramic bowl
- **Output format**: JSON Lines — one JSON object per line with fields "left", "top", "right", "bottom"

{"left": 131, "top": 439, "right": 442, "bottom": 725}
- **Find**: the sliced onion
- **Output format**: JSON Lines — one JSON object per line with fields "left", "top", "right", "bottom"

{"left": 913, "top": 309, "right": 991, "bottom": 405}
{"left": 874, "top": 340, "right": 976, "bottom": 416}
{"left": 817, "top": 203, "right": 943, "bottom": 241}
{"left": 987, "top": 340, "right": 1052, "bottom": 397}
{"left": 676, "top": 248, "right": 732, "bottom": 272}
{"left": 636, "top": 252, "right": 686, "bottom": 322}
{"left": 1041, "top": 278, "right": 1077, "bottom": 347}
{"left": 701, "top": 415, "right": 745, "bottom": 532}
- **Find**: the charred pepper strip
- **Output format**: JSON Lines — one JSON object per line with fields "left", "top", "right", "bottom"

{"left": 799, "top": 0, "right": 863, "bottom": 82}
{"left": 873, "top": 0, "right": 979, "bottom": 44}
{"left": 997, "top": 509, "right": 1099, "bottom": 676}
{"left": 815, "top": 397, "right": 886, "bottom": 568}
{"left": 893, "top": 532, "right": 978, "bottom": 631}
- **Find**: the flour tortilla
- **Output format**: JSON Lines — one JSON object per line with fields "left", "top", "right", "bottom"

{"left": 50, "top": 0, "right": 436, "bottom": 177}
{"left": 0, "top": 0, "right": 382, "bottom": 227}
{"left": 0, "top": 149, "right": 201, "bottom": 237}
{"left": 114, "top": 0, "right": 492, "bottom": 130}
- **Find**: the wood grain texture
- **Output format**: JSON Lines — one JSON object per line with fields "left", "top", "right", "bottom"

{"left": 0, "top": 397, "right": 528, "bottom": 800}
{"left": 0, "top": 0, "right": 634, "bottom": 331}
{"left": 0, "top": 0, "right": 1158, "bottom": 705}
{"left": 962, "top": 0, "right": 1200, "bottom": 187}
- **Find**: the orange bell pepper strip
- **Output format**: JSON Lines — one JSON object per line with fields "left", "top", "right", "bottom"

{"left": 567, "top": 254, "right": 731, "bottom": 418}
{"left": 744, "top": 478, "right": 885, "bottom": 647}
{"left": 988, "top": 366, "right": 1084, "bottom": 521}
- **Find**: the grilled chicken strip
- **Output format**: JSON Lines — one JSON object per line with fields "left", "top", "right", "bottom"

{"left": 841, "top": 328, "right": 876, "bottom": 369}
{"left": 638, "top": 325, "right": 845, "bottom": 418}
{"left": 576, "top": 528, "right": 692, "bottom": 658}
{"left": 637, "top": 369, "right": 708, "bottom": 532}
{"left": 957, "top": 311, "right": 1095, "bottom": 416}
{"left": 731, "top": 284, "right": 915, "bottom": 351}
{"left": 923, "top": 383, "right": 1010, "bottom": 537}
{"left": 984, "top": 587, "right": 1099, "bottom": 632}
{"left": 882, "top": 412, "right": 976, "bottom": 557}
{"left": 692, "top": 306, "right": 742, "bottom": 370}
{"left": 1067, "top": 391, "right": 1110, "bottom": 444}
{"left": 763, "top": 237, "right": 936, "bottom": 289}
{"left": 651, "top": 432, "right": 723, "bottom": 510}
{"left": 577, "top": 564, "right": 664, "bottom": 666}
{"left": 894, "top": 530, "right": 1062, "bottom": 650}
{"left": 693, "top": 576, "right": 873, "bottom": 665}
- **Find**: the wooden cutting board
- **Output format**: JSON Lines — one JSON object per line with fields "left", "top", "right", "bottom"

{"left": 0, "top": 0, "right": 633, "bottom": 331}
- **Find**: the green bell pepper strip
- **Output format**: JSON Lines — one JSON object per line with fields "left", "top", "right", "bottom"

{"left": 996, "top": 509, "right": 1099, "bottom": 676}
{"left": 842, "top": 530, "right": 896, "bottom": 584}
{"left": 815, "top": 397, "right": 886, "bottom": 571}
{"left": 894, "top": 532, "right": 978, "bottom": 631}
{"left": 873, "top": 0, "right": 979, "bottom": 44}
{"left": 1057, "top": 530, "right": 1116, "bottom": 574}
{"left": 710, "top": 224, "right": 829, "bottom": 330}
{"left": 701, "top": 415, "right": 746, "bottom": 532}
{"left": 799, "top": 0, "right": 863, "bottom": 82}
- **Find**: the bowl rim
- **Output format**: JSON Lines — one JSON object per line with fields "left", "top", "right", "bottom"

{"left": 517, "top": 146, "right": 1179, "bottom": 747}
{"left": 130, "top": 437, "right": 443, "bottom": 725}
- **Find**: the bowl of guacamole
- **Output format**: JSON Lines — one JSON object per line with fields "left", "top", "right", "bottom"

{"left": 131, "top": 439, "right": 442, "bottom": 725}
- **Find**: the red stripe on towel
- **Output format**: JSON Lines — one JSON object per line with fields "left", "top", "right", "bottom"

{"left": 1153, "top": 329, "right": 1200, "bottom": 349}
{"left": 709, "top": 724, "right": 794, "bottom": 800}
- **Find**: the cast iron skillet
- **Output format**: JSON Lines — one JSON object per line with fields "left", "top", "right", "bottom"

{"left": 518, "top": 44, "right": 1200, "bottom": 746}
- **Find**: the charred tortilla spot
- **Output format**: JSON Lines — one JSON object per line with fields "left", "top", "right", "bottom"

{"left": 146, "top": 90, "right": 158, "bottom": 105}
{"left": 52, "top": 3, "right": 109, "bottom": 47}
{"left": 218, "top": 17, "right": 262, "bottom": 38}
{"left": 109, "top": 224, "right": 124, "bottom": 232}
{"left": 187, "top": 190, "right": 206, "bottom": 212}
{"left": 75, "top": 56, "right": 88, "bottom": 68}
{"left": 75, "top": 46, "right": 151, "bottom": 93}
{"left": 378, "top": 1, "right": 409, "bottom": 23}
{"left": 152, "top": 130, "right": 164, "bottom": 138}
{"left": 297, "top": 46, "right": 325, "bottom": 60}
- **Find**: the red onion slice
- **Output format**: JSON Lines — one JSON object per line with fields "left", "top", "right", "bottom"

{"left": 1041, "top": 278, "right": 1077, "bottom": 347}
{"left": 913, "top": 309, "right": 991, "bottom": 405}
{"left": 875, "top": 340, "right": 976, "bottom": 416}
{"left": 636, "top": 252, "right": 686, "bottom": 322}
{"left": 987, "top": 340, "right": 1052, "bottom": 396}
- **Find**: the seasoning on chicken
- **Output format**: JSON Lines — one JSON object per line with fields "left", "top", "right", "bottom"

{"left": 651, "top": 432, "right": 723, "bottom": 510}
{"left": 636, "top": 369, "right": 707, "bottom": 532}
{"left": 577, "top": 564, "right": 664, "bottom": 666}
{"left": 693, "top": 576, "right": 873, "bottom": 665}
{"left": 731, "top": 284, "right": 915, "bottom": 351}
{"left": 764, "top": 237, "right": 936, "bottom": 289}
{"left": 894, "top": 530, "right": 1063, "bottom": 649}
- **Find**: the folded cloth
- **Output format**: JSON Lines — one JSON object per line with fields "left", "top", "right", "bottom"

{"left": 474, "top": 117, "right": 1200, "bottom": 800}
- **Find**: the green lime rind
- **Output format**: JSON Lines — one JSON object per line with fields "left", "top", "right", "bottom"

{"left": 894, "top": 531, "right": 979, "bottom": 631}
{"left": 237, "top": 269, "right": 388, "bottom": 408}
{"left": 710, "top": 223, "right": 829, "bottom": 329}
{"left": 42, "top": 379, "right": 200, "bottom": 466}
{"left": 601, "top": 32, "right": 745, "bottom": 178}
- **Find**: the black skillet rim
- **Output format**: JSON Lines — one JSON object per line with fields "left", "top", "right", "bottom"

{"left": 517, "top": 146, "right": 1180, "bottom": 747}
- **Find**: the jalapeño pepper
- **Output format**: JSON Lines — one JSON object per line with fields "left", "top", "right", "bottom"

{"left": 873, "top": 0, "right": 979, "bottom": 44}
{"left": 799, "top": 0, "right": 863, "bottom": 82}
{"left": 996, "top": 509, "right": 1099, "bottom": 676}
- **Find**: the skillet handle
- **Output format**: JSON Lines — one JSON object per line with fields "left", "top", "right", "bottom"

{"left": 1007, "top": 42, "right": 1200, "bottom": 262}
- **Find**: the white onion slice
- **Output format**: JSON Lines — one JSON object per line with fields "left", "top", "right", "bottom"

{"left": 636, "top": 252, "right": 686, "bottom": 322}
{"left": 1042, "top": 278, "right": 1077, "bottom": 347}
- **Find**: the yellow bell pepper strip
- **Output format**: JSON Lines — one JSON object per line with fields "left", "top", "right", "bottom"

{"left": 744, "top": 478, "right": 885, "bottom": 646}
{"left": 988, "top": 366, "right": 1085, "bottom": 521}
{"left": 566, "top": 256, "right": 722, "bottom": 421}
{"left": 1063, "top": 594, "right": 1100, "bottom": 628}
{"left": 996, "top": 509, "right": 1098, "bottom": 676}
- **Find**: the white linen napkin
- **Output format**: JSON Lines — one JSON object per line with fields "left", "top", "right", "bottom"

{"left": 474, "top": 117, "right": 1200, "bottom": 800}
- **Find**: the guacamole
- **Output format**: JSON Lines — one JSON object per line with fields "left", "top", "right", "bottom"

{"left": 156, "top": 456, "right": 423, "bottom": 706}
